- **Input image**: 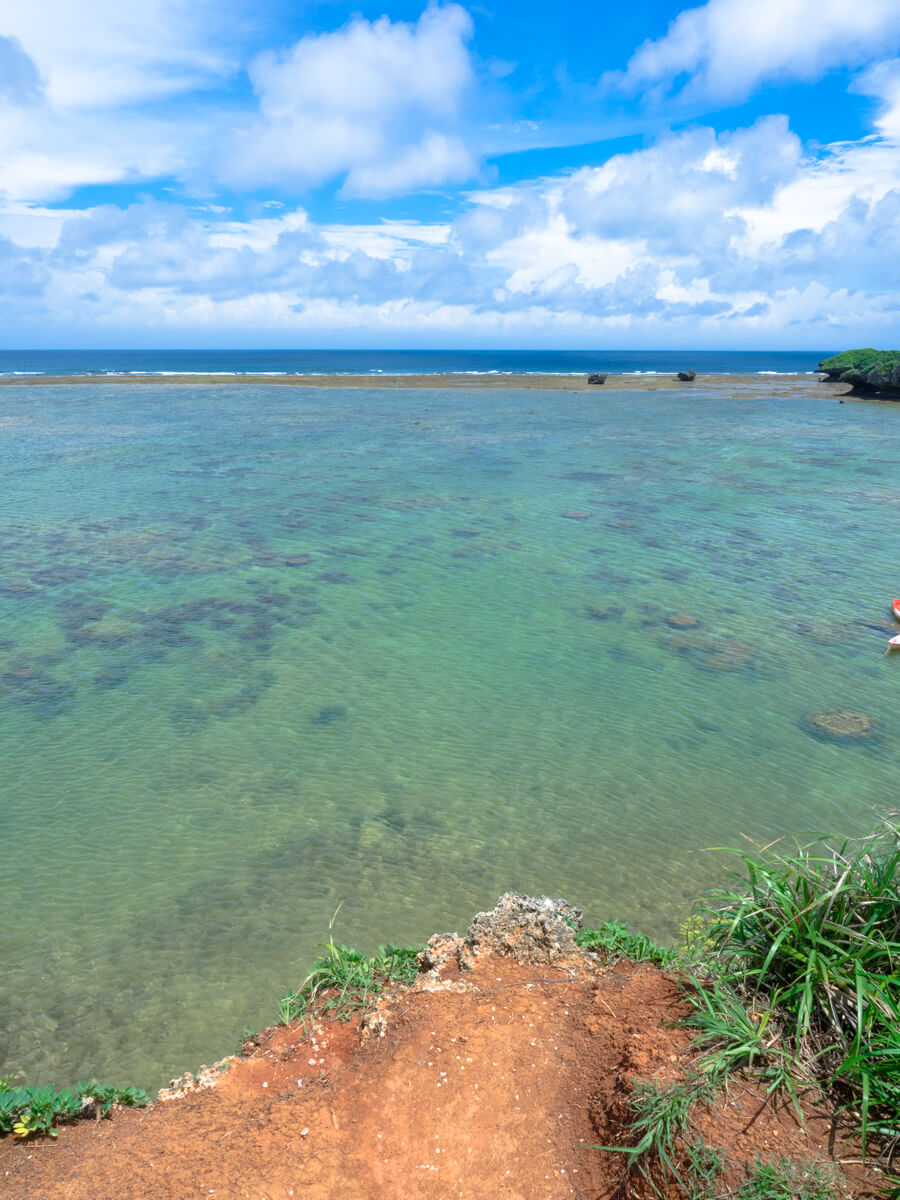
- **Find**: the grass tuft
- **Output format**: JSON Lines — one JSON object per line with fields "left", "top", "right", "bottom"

{"left": 733, "top": 1156, "right": 845, "bottom": 1200}
{"left": 278, "top": 934, "right": 420, "bottom": 1026}
{"left": 575, "top": 920, "right": 678, "bottom": 967}
{"left": 590, "top": 1076, "right": 718, "bottom": 1193}
{"left": 691, "top": 823, "right": 900, "bottom": 1154}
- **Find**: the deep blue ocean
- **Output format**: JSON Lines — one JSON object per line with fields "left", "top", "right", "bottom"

{"left": 0, "top": 348, "right": 831, "bottom": 376}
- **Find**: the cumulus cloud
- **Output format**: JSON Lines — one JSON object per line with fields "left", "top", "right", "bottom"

{"left": 2, "top": 95, "right": 900, "bottom": 344}
{"left": 220, "top": 5, "right": 479, "bottom": 195}
{"left": 610, "top": 0, "right": 900, "bottom": 102}
{"left": 560, "top": 116, "right": 801, "bottom": 250}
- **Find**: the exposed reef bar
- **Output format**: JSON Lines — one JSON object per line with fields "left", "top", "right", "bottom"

{"left": 0, "top": 371, "right": 832, "bottom": 393}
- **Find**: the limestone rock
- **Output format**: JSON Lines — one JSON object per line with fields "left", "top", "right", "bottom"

{"left": 464, "top": 893, "right": 582, "bottom": 966}
{"left": 587, "top": 373, "right": 607, "bottom": 385}
{"left": 418, "top": 893, "right": 583, "bottom": 976}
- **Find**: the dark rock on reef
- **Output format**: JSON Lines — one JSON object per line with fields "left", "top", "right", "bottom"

{"left": 1, "top": 668, "right": 75, "bottom": 715}
{"left": 818, "top": 350, "right": 900, "bottom": 399}
{"left": 801, "top": 709, "right": 880, "bottom": 744}
{"left": 57, "top": 600, "right": 113, "bottom": 629}
{"left": 676, "top": 370, "right": 696, "bottom": 382}
{"left": 312, "top": 705, "right": 348, "bottom": 725}
{"left": 93, "top": 668, "right": 130, "bottom": 690}
{"left": 587, "top": 373, "right": 607, "bottom": 385}
{"left": 0, "top": 580, "right": 40, "bottom": 598}
{"left": 585, "top": 605, "right": 625, "bottom": 621}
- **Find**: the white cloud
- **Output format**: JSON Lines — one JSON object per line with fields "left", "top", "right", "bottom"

{"left": 611, "top": 0, "right": 900, "bottom": 102}
{"left": 220, "top": 5, "right": 478, "bottom": 195}
{"left": 0, "top": 0, "right": 250, "bottom": 203}
{"left": 0, "top": 104, "right": 203, "bottom": 202}
{"left": 343, "top": 132, "right": 477, "bottom": 198}
{"left": 854, "top": 57, "right": 900, "bottom": 139}
{"left": 0, "top": 36, "right": 43, "bottom": 105}
{"left": 4, "top": 0, "right": 242, "bottom": 108}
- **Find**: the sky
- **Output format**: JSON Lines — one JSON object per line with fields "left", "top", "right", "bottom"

{"left": 0, "top": 0, "right": 899, "bottom": 348}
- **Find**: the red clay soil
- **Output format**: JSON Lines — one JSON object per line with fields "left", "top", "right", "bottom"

{"left": 0, "top": 952, "right": 883, "bottom": 1200}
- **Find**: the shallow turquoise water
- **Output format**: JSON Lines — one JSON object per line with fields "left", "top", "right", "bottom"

{"left": 1, "top": 382, "right": 897, "bottom": 1090}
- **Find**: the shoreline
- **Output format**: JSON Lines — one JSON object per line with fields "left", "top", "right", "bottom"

{"left": 1, "top": 889, "right": 887, "bottom": 1199}
{"left": 0, "top": 371, "right": 839, "bottom": 393}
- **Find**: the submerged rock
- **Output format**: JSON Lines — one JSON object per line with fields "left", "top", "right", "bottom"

{"left": 585, "top": 605, "right": 625, "bottom": 621}
{"left": 802, "top": 709, "right": 880, "bottom": 744}
{"left": 665, "top": 612, "right": 701, "bottom": 629}
{"left": 0, "top": 669, "right": 76, "bottom": 715}
{"left": 699, "top": 642, "right": 755, "bottom": 672}
{"left": 312, "top": 705, "right": 348, "bottom": 725}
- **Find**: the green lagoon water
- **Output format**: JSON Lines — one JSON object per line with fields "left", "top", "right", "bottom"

{"left": 1, "top": 381, "right": 897, "bottom": 1090}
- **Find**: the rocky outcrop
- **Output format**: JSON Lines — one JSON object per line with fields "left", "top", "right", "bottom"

{"left": 676, "top": 370, "right": 696, "bottom": 381}
{"left": 587, "top": 373, "right": 607, "bottom": 384}
{"left": 818, "top": 350, "right": 900, "bottom": 399}
{"left": 418, "top": 892, "right": 583, "bottom": 977}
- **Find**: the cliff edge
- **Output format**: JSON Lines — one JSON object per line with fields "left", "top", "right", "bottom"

{"left": 0, "top": 895, "right": 883, "bottom": 1199}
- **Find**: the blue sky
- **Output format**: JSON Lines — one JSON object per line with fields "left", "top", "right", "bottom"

{"left": 1, "top": 0, "right": 899, "bottom": 347}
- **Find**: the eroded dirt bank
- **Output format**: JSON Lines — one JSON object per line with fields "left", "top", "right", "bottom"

{"left": 0, "top": 896, "right": 882, "bottom": 1199}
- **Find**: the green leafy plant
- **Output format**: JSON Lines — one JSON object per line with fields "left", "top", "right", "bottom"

{"left": 279, "top": 934, "right": 420, "bottom": 1026}
{"left": 576, "top": 920, "right": 679, "bottom": 968}
{"left": 0, "top": 1080, "right": 148, "bottom": 1139}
